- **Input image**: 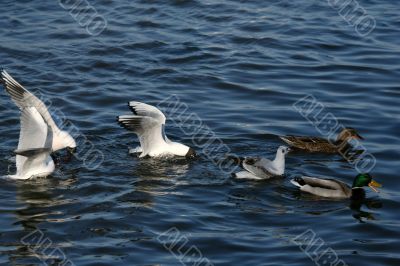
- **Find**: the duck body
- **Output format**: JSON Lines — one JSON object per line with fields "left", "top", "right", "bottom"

{"left": 291, "top": 173, "right": 381, "bottom": 200}
{"left": 280, "top": 128, "right": 363, "bottom": 153}
{"left": 291, "top": 176, "right": 352, "bottom": 198}
{"left": 280, "top": 136, "right": 339, "bottom": 153}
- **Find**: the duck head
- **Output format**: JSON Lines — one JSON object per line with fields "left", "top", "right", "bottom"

{"left": 337, "top": 128, "right": 364, "bottom": 142}
{"left": 352, "top": 173, "right": 381, "bottom": 193}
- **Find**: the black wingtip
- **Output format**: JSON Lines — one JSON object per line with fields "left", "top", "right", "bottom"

{"left": 0, "top": 69, "right": 5, "bottom": 84}
{"left": 239, "top": 157, "right": 246, "bottom": 167}
{"left": 116, "top": 120, "right": 124, "bottom": 127}
{"left": 116, "top": 119, "right": 131, "bottom": 130}
{"left": 116, "top": 115, "right": 124, "bottom": 126}
{"left": 129, "top": 106, "right": 137, "bottom": 115}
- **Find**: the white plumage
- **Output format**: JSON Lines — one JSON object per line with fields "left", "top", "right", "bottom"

{"left": 117, "top": 101, "right": 196, "bottom": 158}
{"left": 8, "top": 107, "right": 55, "bottom": 179}
{"left": 1, "top": 70, "right": 76, "bottom": 152}
{"left": 233, "top": 146, "right": 290, "bottom": 180}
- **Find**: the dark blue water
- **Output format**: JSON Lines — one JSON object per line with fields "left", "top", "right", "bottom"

{"left": 0, "top": 0, "right": 399, "bottom": 265}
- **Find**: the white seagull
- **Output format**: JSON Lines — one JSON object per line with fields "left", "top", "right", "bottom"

{"left": 232, "top": 146, "right": 290, "bottom": 180}
{"left": 117, "top": 101, "right": 196, "bottom": 158}
{"left": 8, "top": 107, "right": 55, "bottom": 179}
{"left": 1, "top": 70, "right": 76, "bottom": 153}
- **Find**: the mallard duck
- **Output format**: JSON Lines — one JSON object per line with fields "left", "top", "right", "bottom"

{"left": 290, "top": 173, "right": 381, "bottom": 199}
{"left": 232, "top": 146, "right": 290, "bottom": 180}
{"left": 280, "top": 128, "right": 363, "bottom": 153}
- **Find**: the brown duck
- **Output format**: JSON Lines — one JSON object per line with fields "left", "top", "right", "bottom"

{"left": 280, "top": 128, "right": 363, "bottom": 153}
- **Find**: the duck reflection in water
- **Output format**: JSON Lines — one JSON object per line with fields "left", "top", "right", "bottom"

{"left": 350, "top": 197, "right": 383, "bottom": 222}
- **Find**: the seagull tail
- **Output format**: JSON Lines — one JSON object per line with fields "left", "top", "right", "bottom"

{"left": 290, "top": 177, "right": 306, "bottom": 188}
{"left": 0, "top": 69, "right": 6, "bottom": 84}
{"left": 290, "top": 179, "right": 301, "bottom": 188}
{"left": 232, "top": 171, "right": 262, "bottom": 180}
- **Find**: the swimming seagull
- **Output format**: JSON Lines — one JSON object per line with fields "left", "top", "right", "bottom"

{"left": 117, "top": 101, "right": 196, "bottom": 158}
{"left": 1, "top": 70, "right": 76, "bottom": 153}
{"left": 8, "top": 107, "right": 55, "bottom": 179}
{"left": 232, "top": 146, "right": 290, "bottom": 180}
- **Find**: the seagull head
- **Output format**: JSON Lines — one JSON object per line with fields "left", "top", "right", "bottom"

{"left": 185, "top": 147, "right": 197, "bottom": 159}
{"left": 58, "top": 130, "right": 77, "bottom": 154}
{"left": 169, "top": 142, "right": 196, "bottom": 158}
{"left": 67, "top": 146, "right": 77, "bottom": 154}
{"left": 277, "top": 145, "right": 291, "bottom": 156}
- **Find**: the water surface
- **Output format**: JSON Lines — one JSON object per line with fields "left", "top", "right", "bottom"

{"left": 0, "top": 0, "right": 399, "bottom": 265}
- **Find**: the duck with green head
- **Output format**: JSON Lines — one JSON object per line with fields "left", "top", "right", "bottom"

{"left": 280, "top": 127, "right": 363, "bottom": 153}
{"left": 291, "top": 173, "right": 381, "bottom": 200}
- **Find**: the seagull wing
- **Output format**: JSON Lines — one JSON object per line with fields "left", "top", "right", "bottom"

{"left": 241, "top": 157, "right": 274, "bottom": 179}
{"left": 117, "top": 114, "right": 166, "bottom": 156}
{"left": 16, "top": 149, "right": 53, "bottom": 178}
{"left": 128, "top": 101, "right": 166, "bottom": 124}
{"left": 1, "top": 70, "right": 59, "bottom": 132}
{"left": 16, "top": 107, "right": 52, "bottom": 175}
{"left": 254, "top": 157, "right": 282, "bottom": 175}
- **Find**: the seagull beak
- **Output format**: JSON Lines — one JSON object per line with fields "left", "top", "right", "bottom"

{"left": 186, "top": 148, "right": 197, "bottom": 159}
{"left": 368, "top": 180, "right": 381, "bottom": 193}
{"left": 67, "top": 147, "right": 77, "bottom": 154}
{"left": 63, "top": 147, "right": 76, "bottom": 163}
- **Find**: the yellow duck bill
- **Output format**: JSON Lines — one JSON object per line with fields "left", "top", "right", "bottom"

{"left": 368, "top": 180, "right": 382, "bottom": 193}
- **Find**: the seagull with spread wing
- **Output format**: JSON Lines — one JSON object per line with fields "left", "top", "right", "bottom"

{"left": 9, "top": 107, "right": 55, "bottom": 179}
{"left": 1, "top": 70, "right": 76, "bottom": 153}
{"left": 117, "top": 101, "right": 196, "bottom": 158}
{"left": 1, "top": 70, "right": 76, "bottom": 179}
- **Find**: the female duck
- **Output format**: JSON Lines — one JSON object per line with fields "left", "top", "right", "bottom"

{"left": 280, "top": 128, "right": 363, "bottom": 153}
{"left": 290, "top": 173, "right": 381, "bottom": 200}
